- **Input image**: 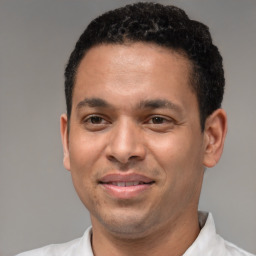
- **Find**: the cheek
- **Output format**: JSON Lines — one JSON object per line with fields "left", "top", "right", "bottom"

{"left": 68, "top": 135, "right": 101, "bottom": 209}
{"left": 67, "top": 133, "right": 104, "bottom": 197}
{"left": 148, "top": 132, "right": 204, "bottom": 215}
{"left": 147, "top": 130, "right": 204, "bottom": 185}
{"left": 147, "top": 132, "right": 192, "bottom": 170}
{"left": 69, "top": 131, "right": 105, "bottom": 170}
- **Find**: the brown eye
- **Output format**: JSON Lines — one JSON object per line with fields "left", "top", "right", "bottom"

{"left": 151, "top": 117, "right": 165, "bottom": 124}
{"left": 89, "top": 116, "right": 103, "bottom": 124}
{"left": 83, "top": 115, "right": 110, "bottom": 132}
{"left": 144, "top": 115, "right": 175, "bottom": 132}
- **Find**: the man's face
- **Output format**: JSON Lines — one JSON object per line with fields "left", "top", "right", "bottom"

{"left": 61, "top": 43, "right": 208, "bottom": 237}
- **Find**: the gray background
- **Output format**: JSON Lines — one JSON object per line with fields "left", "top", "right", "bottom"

{"left": 0, "top": 0, "right": 255, "bottom": 255}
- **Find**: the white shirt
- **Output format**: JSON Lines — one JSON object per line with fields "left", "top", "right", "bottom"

{"left": 16, "top": 212, "right": 255, "bottom": 256}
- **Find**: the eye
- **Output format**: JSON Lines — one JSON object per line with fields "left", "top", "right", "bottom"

{"left": 84, "top": 115, "right": 108, "bottom": 124}
{"left": 83, "top": 115, "right": 110, "bottom": 131}
{"left": 144, "top": 115, "right": 175, "bottom": 132}
{"left": 89, "top": 116, "right": 104, "bottom": 124}
{"left": 147, "top": 116, "right": 170, "bottom": 125}
{"left": 151, "top": 117, "right": 165, "bottom": 124}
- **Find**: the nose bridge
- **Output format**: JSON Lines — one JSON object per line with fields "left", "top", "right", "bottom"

{"left": 107, "top": 117, "right": 145, "bottom": 164}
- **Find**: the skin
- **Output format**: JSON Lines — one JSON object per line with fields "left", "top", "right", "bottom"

{"left": 61, "top": 43, "right": 227, "bottom": 256}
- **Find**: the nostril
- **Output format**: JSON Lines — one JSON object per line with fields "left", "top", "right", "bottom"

{"left": 107, "top": 154, "right": 143, "bottom": 165}
{"left": 129, "top": 155, "right": 139, "bottom": 160}
{"left": 107, "top": 155, "right": 118, "bottom": 162}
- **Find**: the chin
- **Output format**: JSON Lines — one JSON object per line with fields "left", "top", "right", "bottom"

{"left": 95, "top": 210, "right": 159, "bottom": 239}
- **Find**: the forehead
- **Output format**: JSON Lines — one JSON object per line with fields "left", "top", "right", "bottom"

{"left": 73, "top": 43, "right": 195, "bottom": 110}
{"left": 78, "top": 42, "right": 192, "bottom": 73}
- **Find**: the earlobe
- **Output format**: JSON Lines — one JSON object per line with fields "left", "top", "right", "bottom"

{"left": 60, "top": 114, "right": 71, "bottom": 171}
{"left": 203, "top": 109, "right": 227, "bottom": 168}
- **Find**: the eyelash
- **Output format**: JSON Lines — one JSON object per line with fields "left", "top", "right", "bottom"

{"left": 84, "top": 115, "right": 172, "bottom": 123}
{"left": 83, "top": 115, "right": 109, "bottom": 125}
{"left": 82, "top": 114, "right": 175, "bottom": 132}
{"left": 146, "top": 116, "right": 172, "bottom": 125}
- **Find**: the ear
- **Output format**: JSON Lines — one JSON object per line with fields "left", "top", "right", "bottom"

{"left": 60, "top": 114, "right": 71, "bottom": 171}
{"left": 203, "top": 109, "right": 227, "bottom": 168}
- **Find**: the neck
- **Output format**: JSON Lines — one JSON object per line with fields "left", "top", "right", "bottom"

{"left": 91, "top": 210, "right": 200, "bottom": 256}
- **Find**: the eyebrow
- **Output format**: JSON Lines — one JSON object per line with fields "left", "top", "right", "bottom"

{"left": 76, "top": 97, "right": 182, "bottom": 113}
{"left": 137, "top": 99, "right": 182, "bottom": 112}
{"left": 76, "top": 98, "right": 111, "bottom": 109}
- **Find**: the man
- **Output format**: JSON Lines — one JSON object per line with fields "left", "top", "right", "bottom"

{"left": 17, "top": 2, "right": 255, "bottom": 256}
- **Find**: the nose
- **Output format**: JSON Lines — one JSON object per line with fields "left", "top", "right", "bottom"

{"left": 106, "top": 119, "right": 146, "bottom": 164}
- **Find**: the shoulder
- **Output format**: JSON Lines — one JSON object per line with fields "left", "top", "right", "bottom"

{"left": 16, "top": 237, "right": 82, "bottom": 256}
{"left": 184, "top": 212, "right": 255, "bottom": 256}
{"left": 221, "top": 239, "right": 255, "bottom": 256}
{"left": 15, "top": 227, "right": 93, "bottom": 256}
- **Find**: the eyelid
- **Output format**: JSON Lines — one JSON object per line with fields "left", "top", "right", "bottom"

{"left": 145, "top": 115, "right": 175, "bottom": 124}
{"left": 83, "top": 114, "right": 110, "bottom": 124}
{"left": 82, "top": 113, "right": 176, "bottom": 125}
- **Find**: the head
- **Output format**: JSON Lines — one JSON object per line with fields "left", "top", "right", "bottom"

{"left": 60, "top": 2, "right": 227, "bottom": 244}
{"left": 65, "top": 2, "right": 225, "bottom": 131}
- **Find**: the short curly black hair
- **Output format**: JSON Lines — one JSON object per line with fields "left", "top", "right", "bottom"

{"left": 65, "top": 2, "right": 224, "bottom": 130}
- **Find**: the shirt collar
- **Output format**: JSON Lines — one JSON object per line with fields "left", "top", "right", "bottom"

{"left": 183, "top": 211, "right": 223, "bottom": 255}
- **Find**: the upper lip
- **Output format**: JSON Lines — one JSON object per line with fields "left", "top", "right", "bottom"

{"left": 99, "top": 173, "right": 154, "bottom": 184}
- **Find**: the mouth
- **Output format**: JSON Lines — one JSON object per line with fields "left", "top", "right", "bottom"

{"left": 99, "top": 181, "right": 154, "bottom": 187}
{"left": 98, "top": 173, "right": 155, "bottom": 199}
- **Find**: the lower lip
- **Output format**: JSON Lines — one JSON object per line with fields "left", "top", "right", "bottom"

{"left": 100, "top": 183, "right": 153, "bottom": 199}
